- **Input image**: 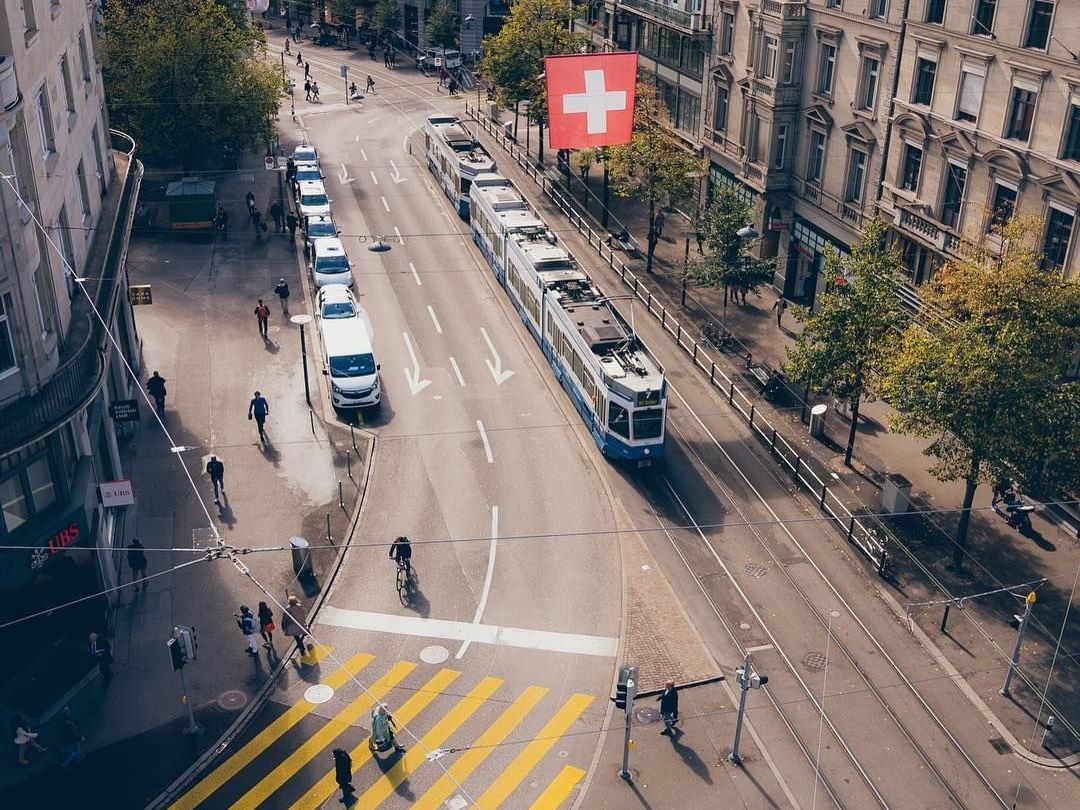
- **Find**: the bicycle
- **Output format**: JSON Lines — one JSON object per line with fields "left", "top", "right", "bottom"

{"left": 702, "top": 323, "right": 735, "bottom": 353}
{"left": 395, "top": 558, "right": 414, "bottom": 605}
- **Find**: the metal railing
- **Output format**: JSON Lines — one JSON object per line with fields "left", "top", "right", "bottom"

{"left": 467, "top": 103, "right": 888, "bottom": 571}
{"left": 621, "top": 0, "right": 696, "bottom": 29}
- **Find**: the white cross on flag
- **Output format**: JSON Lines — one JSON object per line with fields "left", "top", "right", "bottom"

{"left": 545, "top": 52, "right": 637, "bottom": 149}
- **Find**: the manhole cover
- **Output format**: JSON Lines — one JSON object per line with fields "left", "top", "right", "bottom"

{"left": 217, "top": 690, "right": 248, "bottom": 711}
{"left": 744, "top": 563, "right": 768, "bottom": 578}
{"left": 304, "top": 684, "right": 334, "bottom": 704}
{"left": 192, "top": 526, "right": 219, "bottom": 550}
{"left": 420, "top": 645, "right": 449, "bottom": 664}
{"left": 634, "top": 706, "right": 661, "bottom": 725}
{"left": 803, "top": 652, "right": 828, "bottom": 671}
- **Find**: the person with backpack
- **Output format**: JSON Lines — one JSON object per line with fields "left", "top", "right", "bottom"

{"left": 274, "top": 279, "right": 291, "bottom": 314}
{"left": 254, "top": 299, "right": 271, "bottom": 339}
{"left": 235, "top": 605, "right": 259, "bottom": 656}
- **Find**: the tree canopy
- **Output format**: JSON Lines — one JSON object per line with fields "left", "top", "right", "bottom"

{"left": 426, "top": 0, "right": 458, "bottom": 50}
{"left": 883, "top": 217, "right": 1080, "bottom": 567}
{"left": 103, "top": 0, "right": 282, "bottom": 169}
{"left": 684, "top": 184, "right": 773, "bottom": 295}
{"left": 371, "top": 0, "right": 402, "bottom": 43}
{"left": 785, "top": 218, "right": 908, "bottom": 466}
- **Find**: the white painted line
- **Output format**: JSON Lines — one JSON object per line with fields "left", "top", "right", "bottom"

{"left": 457, "top": 506, "right": 499, "bottom": 659}
{"left": 449, "top": 356, "right": 466, "bottom": 386}
{"left": 355, "top": 134, "right": 361, "bottom": 143}
{"left": 320, "top": 606, "right": 618, "bottom": 658}
{"left": 360, "top": 148, "right": 367, "bottom": 160}
{"left": 394, "top": 226, "right": 403, "bottom": 244}
{"left": 409, "top": 262, "right": 421, "bottom": 286}
{"left": 370, "top": 170, "right": 379, "bottom": 185}
{"left": 745, "top": 644, "right": 775, "bottom": 653}
{"left": 381, "top": 196, "right": 390, "bottom": 212}
{"left": 427, "top": 305, "right": 443, "bottom": 334}
{"left": 476, "top": 419, "right": 493, "bottom": 464}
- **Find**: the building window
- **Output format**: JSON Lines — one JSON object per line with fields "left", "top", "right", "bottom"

{"left": 1005, "top": 87, "right": 1037, "bottom": 141}
{"left": 713, "top": 85, "right": 729, "bottom": 133}
{"left": 818, "top": 43, "right": 836, "bottom": 96}
{"left": 0, "top": 294, "right": 16, "bottom": 375}
{"left": 1024, "top": 1, "right": 1054, "bottom": 50}
{"left": 1063, "top": 103, "right": 1080, "bottom": 161}
{"left": 1043, "top": 208, "right": 1074, "bottom": 271}
{"left": 91, "top": 123, "right": 107, "bottom": 195}
{"left": 955, "top": 70, "right": 983, "bottom": 124}
{"left": 900, "top": 143, "right": 923, "bottom": 191}
{"left": 77, "top": 29, "right": 91, "bottom": 82}
{"left": 34, "top": 89, "right": 54, "bottom": 158}
{"left": 20, "top": 0, "right": 38, "bottom": 34}
{"left": 76, "top": 160, "right": 91, "bottom": 221}
{"left": 868, "top": 0, "right": 887, "bottom": 18}
{"left": 971, "top": 0, "right": 996, "bottom": 36}
{"left": 782, "top": 41, "right": 797, "bottom": 84}
{"left": 720, "top": 12, "right": 734, "bottom": 56}
{"left": 926, "top": 0, "right": 947, "bottom": 23}
{"left": 747, "top": 113, "right": 761, "bottom": 162}
{"left": 988, "top": 182, "right": 1017, "bottom": 231}
{"left": 857, "top": 57, "right": 880, "bottom": 111}
{"left": 762, "top": 36, "right": 778, "bottom": 80}
{"left": 774, "top": 124, "right": 789, "bottom": 170}
{"left": 57, "top": 206, "right": 76, "bottom": 288}
{"left": 912, "top": 58, "right": 937, "bottom": 105}
{"left": 846, "top": 149, "right": 867, "bottom": 202}
{"left": 940, "top": 162, "right": 967, "bottom": 229}
{"left": 59, "top": 55, "right": 75, "bottom": 114}
{"left": 0, "top": 456, "right": 58, "bottom": 533}
{"left": 826, "top": 0, "right": 841, "bottom": 7}
{"left": 807, "top": 130, "right": 826, "bottom": 183}
{"left": 32, "top": 271, "right": 48, "bottom": 337}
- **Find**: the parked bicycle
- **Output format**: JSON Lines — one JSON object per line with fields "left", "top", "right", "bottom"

{"left": 702, "top": 323, "right": 736, "bottom": 353}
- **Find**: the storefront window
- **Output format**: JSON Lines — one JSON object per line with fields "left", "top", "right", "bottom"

{"left": 27, "top": 458, "right": 56, "bottom": 514}
{"left": 1, "top": 475, "right": 29, "bottom": 532}
{"left": 0, "top": 440, "right": 60, "bottom": 534}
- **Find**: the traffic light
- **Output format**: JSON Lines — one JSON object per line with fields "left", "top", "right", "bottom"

{"left": 614, "top": 665, "right": 638, "bottom": 711}
{"left": 168, "top": 637, "right": 185, "bottom": 671}
{"left": 736, "top": 666, "right": 768, "bottom": 689}
{"left": 176, "top": 625, "right": 198, "bottom": 662}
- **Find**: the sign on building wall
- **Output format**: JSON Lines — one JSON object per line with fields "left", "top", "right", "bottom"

{"left": 109, "top": 400, "right": 140, "bottom": 422}
{"left": 128, "top": 285, "right": 153, "bottom": 305}
{"left": 99, "top": 480, "right": 135, "bottom": 508}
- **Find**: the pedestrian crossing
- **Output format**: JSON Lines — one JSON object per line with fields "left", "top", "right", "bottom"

{"left": 172, "top": 646, "right": 596, "bottom": 810}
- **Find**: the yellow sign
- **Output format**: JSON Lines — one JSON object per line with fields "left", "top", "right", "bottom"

{"left": 1027, "top": 591, "right": 1037, "bottom": 604}
{"left": 128, "top": 284, "right": 152, "bottom": 305}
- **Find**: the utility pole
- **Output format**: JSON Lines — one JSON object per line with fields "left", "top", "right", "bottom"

{"left": 615, "top": 664, "right": 637, "bottom": 781}
{"left": 681, "top": 235, "right": 690, "bottom": 307}
{"left": 168, "top": 625, "right": 201, "bottom": 736}
{"left": 730, "top": 652, "right": 767, "bottom": 764}
{"left": 1001, "top": 591, "right": 1037, "bottom": 697}
{"left": 291, "top": 314, "right": 313, "bottom": 406}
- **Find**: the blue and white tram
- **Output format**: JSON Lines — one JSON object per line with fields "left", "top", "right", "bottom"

{"left": 423, "top": 115, "right": 496, "bottom": 220}
{"left": 471, "top": 175, "right": 667, "bottom": 461}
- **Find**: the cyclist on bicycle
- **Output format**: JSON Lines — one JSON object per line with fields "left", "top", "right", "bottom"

{"left": 389, "top": 536, "right": 412, "bottom": 573}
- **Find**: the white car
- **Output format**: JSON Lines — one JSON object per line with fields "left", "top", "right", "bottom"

{"left": 418, "top": 48, "right": 462, "bottom": 70}
{"left": 310, "top": 237, "right": 353, "bottom": 288}
{"left": 297, "top": 180, "right": 331, "bottom": 220}
{"left": 293, "top": 162, "right": 323, "bottom": 186}
{"left": 317, "top": 286, "right": 358, "bottom": 320}
{"left": 292, "top": 144, "right": 318, "bottom": 164}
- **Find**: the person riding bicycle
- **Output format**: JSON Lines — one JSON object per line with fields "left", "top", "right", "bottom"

{"left": 389, "top": 536, "right": 412, "bottom": 573}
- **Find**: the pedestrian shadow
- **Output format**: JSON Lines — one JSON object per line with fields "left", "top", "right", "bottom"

{"left": 259, "top": 440, "right": 281, "bottom": 465}
{"left": 295, "top": 657, "right": 324, "bottom": 683}
{"left": 262, "top": 339, "right": 280, "bottom": 354}
{"left": 669, "top": 733, "right": 712, "bottom": 784}
{"left": 217, "top": 497, "right": 237, "bottom": 530}
{"left": 1024, "top": 528, "right": 1055, "bottom": 552}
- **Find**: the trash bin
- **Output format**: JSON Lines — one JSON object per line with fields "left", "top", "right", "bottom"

{"left": 488, "top": 102, "right": 501, "bottom": 122}
{"left": 881, "top": 474, "right": 913, "bottom": 514}
{"left": 808, "top": 403, "right": 828, "bottom": 438}
{"left": 290, "top": 536, "right": 311, "bottom": 576}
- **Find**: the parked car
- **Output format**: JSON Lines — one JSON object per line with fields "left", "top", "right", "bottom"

{"left": 292, "top": 144, "right": 318, "bottom": 164}
{"left": 293, "top": 162, "right": 323, "bottom": 186}
{"left": 304, "top": 213, "right": 338, "bottom": 254}
{"left": 297, "top": 180, "right": 331, "bottom": 220}
{"left": 321, "top": 317, "right": 381, "bottom": 409}
{"left": 317, "top": 285, "right": 358, "bottom": 320}
{"left": 309, "top": 237, "right": 353, "bottom": 288}
{"left": 417, "top": 48, "right": 462, "bottom": 71}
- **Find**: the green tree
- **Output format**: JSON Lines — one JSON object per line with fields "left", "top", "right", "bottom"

{"left": 785, "top": 218, "right": 908, "bottom": 467}
{"left": 426, "top": 0, "right": 458, "bottom": 52}
{"left": 684, "top": 184, "right": 773, "bottom": 300}
{"left": 606, "top": 84, "right": 700, "bottom": 273}
{"left": 883, "top": 217, "right": 1080, "bottom": 568}
{"left": 371, "top": 0, "right": 401, "bottom": 43}
{"left": 103, "top": 0, "right": 282, "bottom": 169}
{"left": 478, "top": 28, "right": 534, "bottom": 137}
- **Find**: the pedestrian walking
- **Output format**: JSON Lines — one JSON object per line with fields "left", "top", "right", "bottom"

{"left": 448, "top": 78, "right": 458, "bottom": 96}
{"left": 296, "top": 50, "right": 303, "bottom": 66}
{"left": 206, "top": 455, "right": 225, "bottom": 503}
{"left": 286, "top": 157, "right": 296, "bottom": 184}
{"left": 246, "top": 190, "right": 256, "bottom": 221}
{"left": 216, "top": 205, "right": 229, "bottom": 238}
{"left": 311, "top": 81, "right": 320, "bottom": 102}
{"left": 286, "top": 212, "right": 298, "bottom": 239}
{"left": 772, "top": 294, "right": 787, "bottom": 327}
{"left": 254, "top": 299, "right": 271, "bottom": 339}
{"left": 333, "top": 748, "right": 355, "bottom": 802}
{"left": 146, "top": 371, "right": 167, "bottom": 415}
{"left": 653, "top": 209, "right": 665, "bottom": 239}
{"left": 235, "top": 605, "right": 259, "bottom": 656}
{"left": 439, "top": 66, "right": 448, "bottom": 87}
{"left": 284, "top": 37, "right": 290, "bottom": 54}
{"left": 13, "top": 716, "right": 47, "bottom": 766}
{"left": 127, "top": 538, "right": 148, "bottom": 591}
{"left": 383, "top": 48, "right": 390, "bottom": 67}
{"left": 369, "top": 706, "right": 406, "bottom": 752}
{"left": 269, "top": 201, "right": 284, "bottom": 232}
{"left": 88, "top": 632, "right": 113, "bottom": 682}
{"left": 57, "top": 708, "right": 84, "bottom": 768}
{"left": 304, "top": 78, "right": 311, "bottom": 101}
{"left": 274, "top": 278, "right": 291, "bottom": 314}
{"left": 304, "top": 61, "right": 310, "bottom": 79}
{"left": 248, "top": 391, "right": 270, "bottom": 443}
{"left": 366, "top": 74, "right": 375, "bottom": 94}
{"left": 657, "top": 679, "right": 680, "bottom": 736}
{"left": 258, "top": 601, "right": 276, "bottom": 649}
{"left": 738, "top": 282, "right": 748, "bottom": 306}
{"left": 281, "top": 594, "right": 309, "bottom": 654}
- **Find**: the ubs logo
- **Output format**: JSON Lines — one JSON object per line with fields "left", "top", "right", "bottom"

{"left": 47, "top": 522, "right": 81, "bottom": 554}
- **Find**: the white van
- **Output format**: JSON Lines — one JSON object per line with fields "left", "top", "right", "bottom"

{"left": 297, "top": 180, "right": 331, "bottom": 219}
{"left": 322, "top": 318, "right": 380, "bottom": 409}
{"left": 310, "top": 238, "right": 353, "bottom": 288}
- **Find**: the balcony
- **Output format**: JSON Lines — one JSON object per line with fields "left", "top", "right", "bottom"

{"left": 892, "top": 204, "right": 977, "bottom": 261}
{"left": 759, "top": 0, "right": 807, "bottom": 20}
{"left": 0, "top": 55, "right": 22, "bottom": 114}
{"left": 620, "top": 0, "right": 710, "bottom": 33}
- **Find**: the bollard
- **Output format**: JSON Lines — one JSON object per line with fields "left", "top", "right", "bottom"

{"left": 309, "top": 410, "right": 315, "bottom": 435}
{"left": 338, "top": 480, "right": 345, "bottom": 509}
{"left": 350, "top": 423, "right": 358, "bottom": 453}
{"left": 346, "top": 450, "right": 352, "bottom": 480}
{"left": 710, "top": 363, "right": 716, "bottom": 384}
{"left": 819, "top": 484, "right": 828, "bottom": 510}
{"left": 326, "top": 512, "right": 333, "bottom": 545}
{"left": 847, "top": 516, "right": 855, "bottom": 545}
{"left": 770, "top": 429, "right": 777, "bottom": 451}
{"left": 728, "top": 382, "right": 734, "bottom": 404}
{"left": 749, "top": 403, "right": 755, "bottom": 426}
{"left": 793, "top": 456, "right": 802, "bottom": 480}
{"left": 290, "top": 536, "right": 311, "bottom": 576}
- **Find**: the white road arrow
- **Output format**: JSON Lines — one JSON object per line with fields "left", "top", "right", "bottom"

{"left": 389, "top": 160, "right": 408, "bottom": 184}
{"left": 402, "top": 332, "right": 432, "bottom": 395}
{"left": 338, "top": 164, "right": 354, "bottom": 184}
{"left": 481, "top": 327, "right": 515, "bottom": 386}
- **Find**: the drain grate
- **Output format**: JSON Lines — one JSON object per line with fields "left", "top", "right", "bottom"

{"left": 803, "top": 652, "right": 828, "bottom": 671}
{"left": 744, "top": 563, "right": 769, "bottom": 578}
{"left": 193, "top": 526, "right": 219, "bottom": 550}
{"left": 217, "top": 690, "right": 248, "bottom": 711}
{"left": 988, "top": 737, "right": 1012, "bottom": 754}
{"left": 634, "top": 706, "right": 661, "bottom": 725}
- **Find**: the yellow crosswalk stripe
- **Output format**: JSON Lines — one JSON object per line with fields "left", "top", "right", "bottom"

{"left": 290, "top": 667, "right": 461, "bottom": 810}
{"left": 169, "top": 647, "right": 357, "bottom": 810}
{"left": 231, "top": 659, "right": 416, "bottom": 810}
{"left": 529, "top": 765, "right": 586, "bottom": 810}
{"left": 412, "top": 685, "right": 549, "bottom": 810}
{"left": 355, "top": 675, "right": 503, "bottom": 808}
{"left": 475, "top": 693, "right": 595, "bottom": 810}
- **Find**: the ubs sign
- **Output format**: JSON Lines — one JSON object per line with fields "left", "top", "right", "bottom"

{"left": 30, "top": 510, "right": 91, "bottom": 570}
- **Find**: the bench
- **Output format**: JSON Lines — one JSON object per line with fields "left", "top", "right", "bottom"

{"left": 608, "top": 232, "right": 641, "bottom": 257}
{"left": 748, "top": 363, "right": 773, "bottom": 388}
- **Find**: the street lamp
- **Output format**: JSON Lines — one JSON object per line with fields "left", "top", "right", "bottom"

{"left": 682, "top": 170, "right": 709, "bottom": 307}
{"left": 290, "top": 313, "right": 313, "bottom": 406}
{"left": 721, "top": 224, "right": 757, "bottom": 325}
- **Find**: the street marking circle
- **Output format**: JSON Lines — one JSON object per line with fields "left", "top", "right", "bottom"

{"left": 420, "top": 645, "right": 450, "bottom": 664}
{"left": 217, "top": 690, "right": 248, "bottom": 711}
{"left": 305, "top": 684, "right": 335, "bottom": 704}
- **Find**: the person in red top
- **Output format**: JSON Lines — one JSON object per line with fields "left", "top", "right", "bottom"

{"left": 254, "top": 299, "right": 270, "bottom": 339}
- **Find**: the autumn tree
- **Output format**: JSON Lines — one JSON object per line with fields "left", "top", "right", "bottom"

{"left": 102, "top": 0, "right": 283, "bottom": 169}
{"left": 785, "top": 218, "right": 908, "bottom": 467}
{"left": 606, "top": 83, "right": 700, "bottom": 273}
{"left": 883, "top": 217, "right": 1080, "bottom": 568}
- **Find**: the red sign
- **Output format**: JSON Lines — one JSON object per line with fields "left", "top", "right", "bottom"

{"left": 545, "top": 52, "right": 637, "bottom": 149}
{"left": 47, "top": 521, "right": 81, "bottom": 554}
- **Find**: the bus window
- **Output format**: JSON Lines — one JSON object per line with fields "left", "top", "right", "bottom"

{"left": 608, "top": 402, "right": 630, "bottom": 438}
{"left": 632, "top": 407, "right": 663, "bottom": 440}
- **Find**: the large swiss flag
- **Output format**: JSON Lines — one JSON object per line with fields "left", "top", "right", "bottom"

{"left": 545, "top": 52, "right": 637, "bottom": 149}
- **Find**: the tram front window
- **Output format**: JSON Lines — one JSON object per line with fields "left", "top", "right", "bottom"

{"left": 632, "top": 407, "right": 663, "bottom": 440}
{"left": 608, "top": 402, "right": 630, "bottom": 438}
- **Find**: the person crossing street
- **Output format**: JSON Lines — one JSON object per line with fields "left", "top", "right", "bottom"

{"left": 248, "top": 391, "right": 270, "bottom": 443}
{"left": 235, "top": 605, "right": 259, "bottom": 657}
{"left": 206, "top": 455, "right": 225, "bottom": 503}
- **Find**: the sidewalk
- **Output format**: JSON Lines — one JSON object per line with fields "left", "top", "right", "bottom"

{"left": 0, "top": 152, "right": 368, "bottom": 805}
{"left": 471, "top": 109, "right": 1080, "bottom": 762}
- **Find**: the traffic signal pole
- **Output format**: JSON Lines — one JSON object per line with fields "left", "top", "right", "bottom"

{"left": 616, "top": 664, "right": 638, "bottom": 781}
{"left": 730, "top": 653, "right": 752, "bottom": 764}
{"left": 178, "top": 665, "right": 200, "bottom": 736}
